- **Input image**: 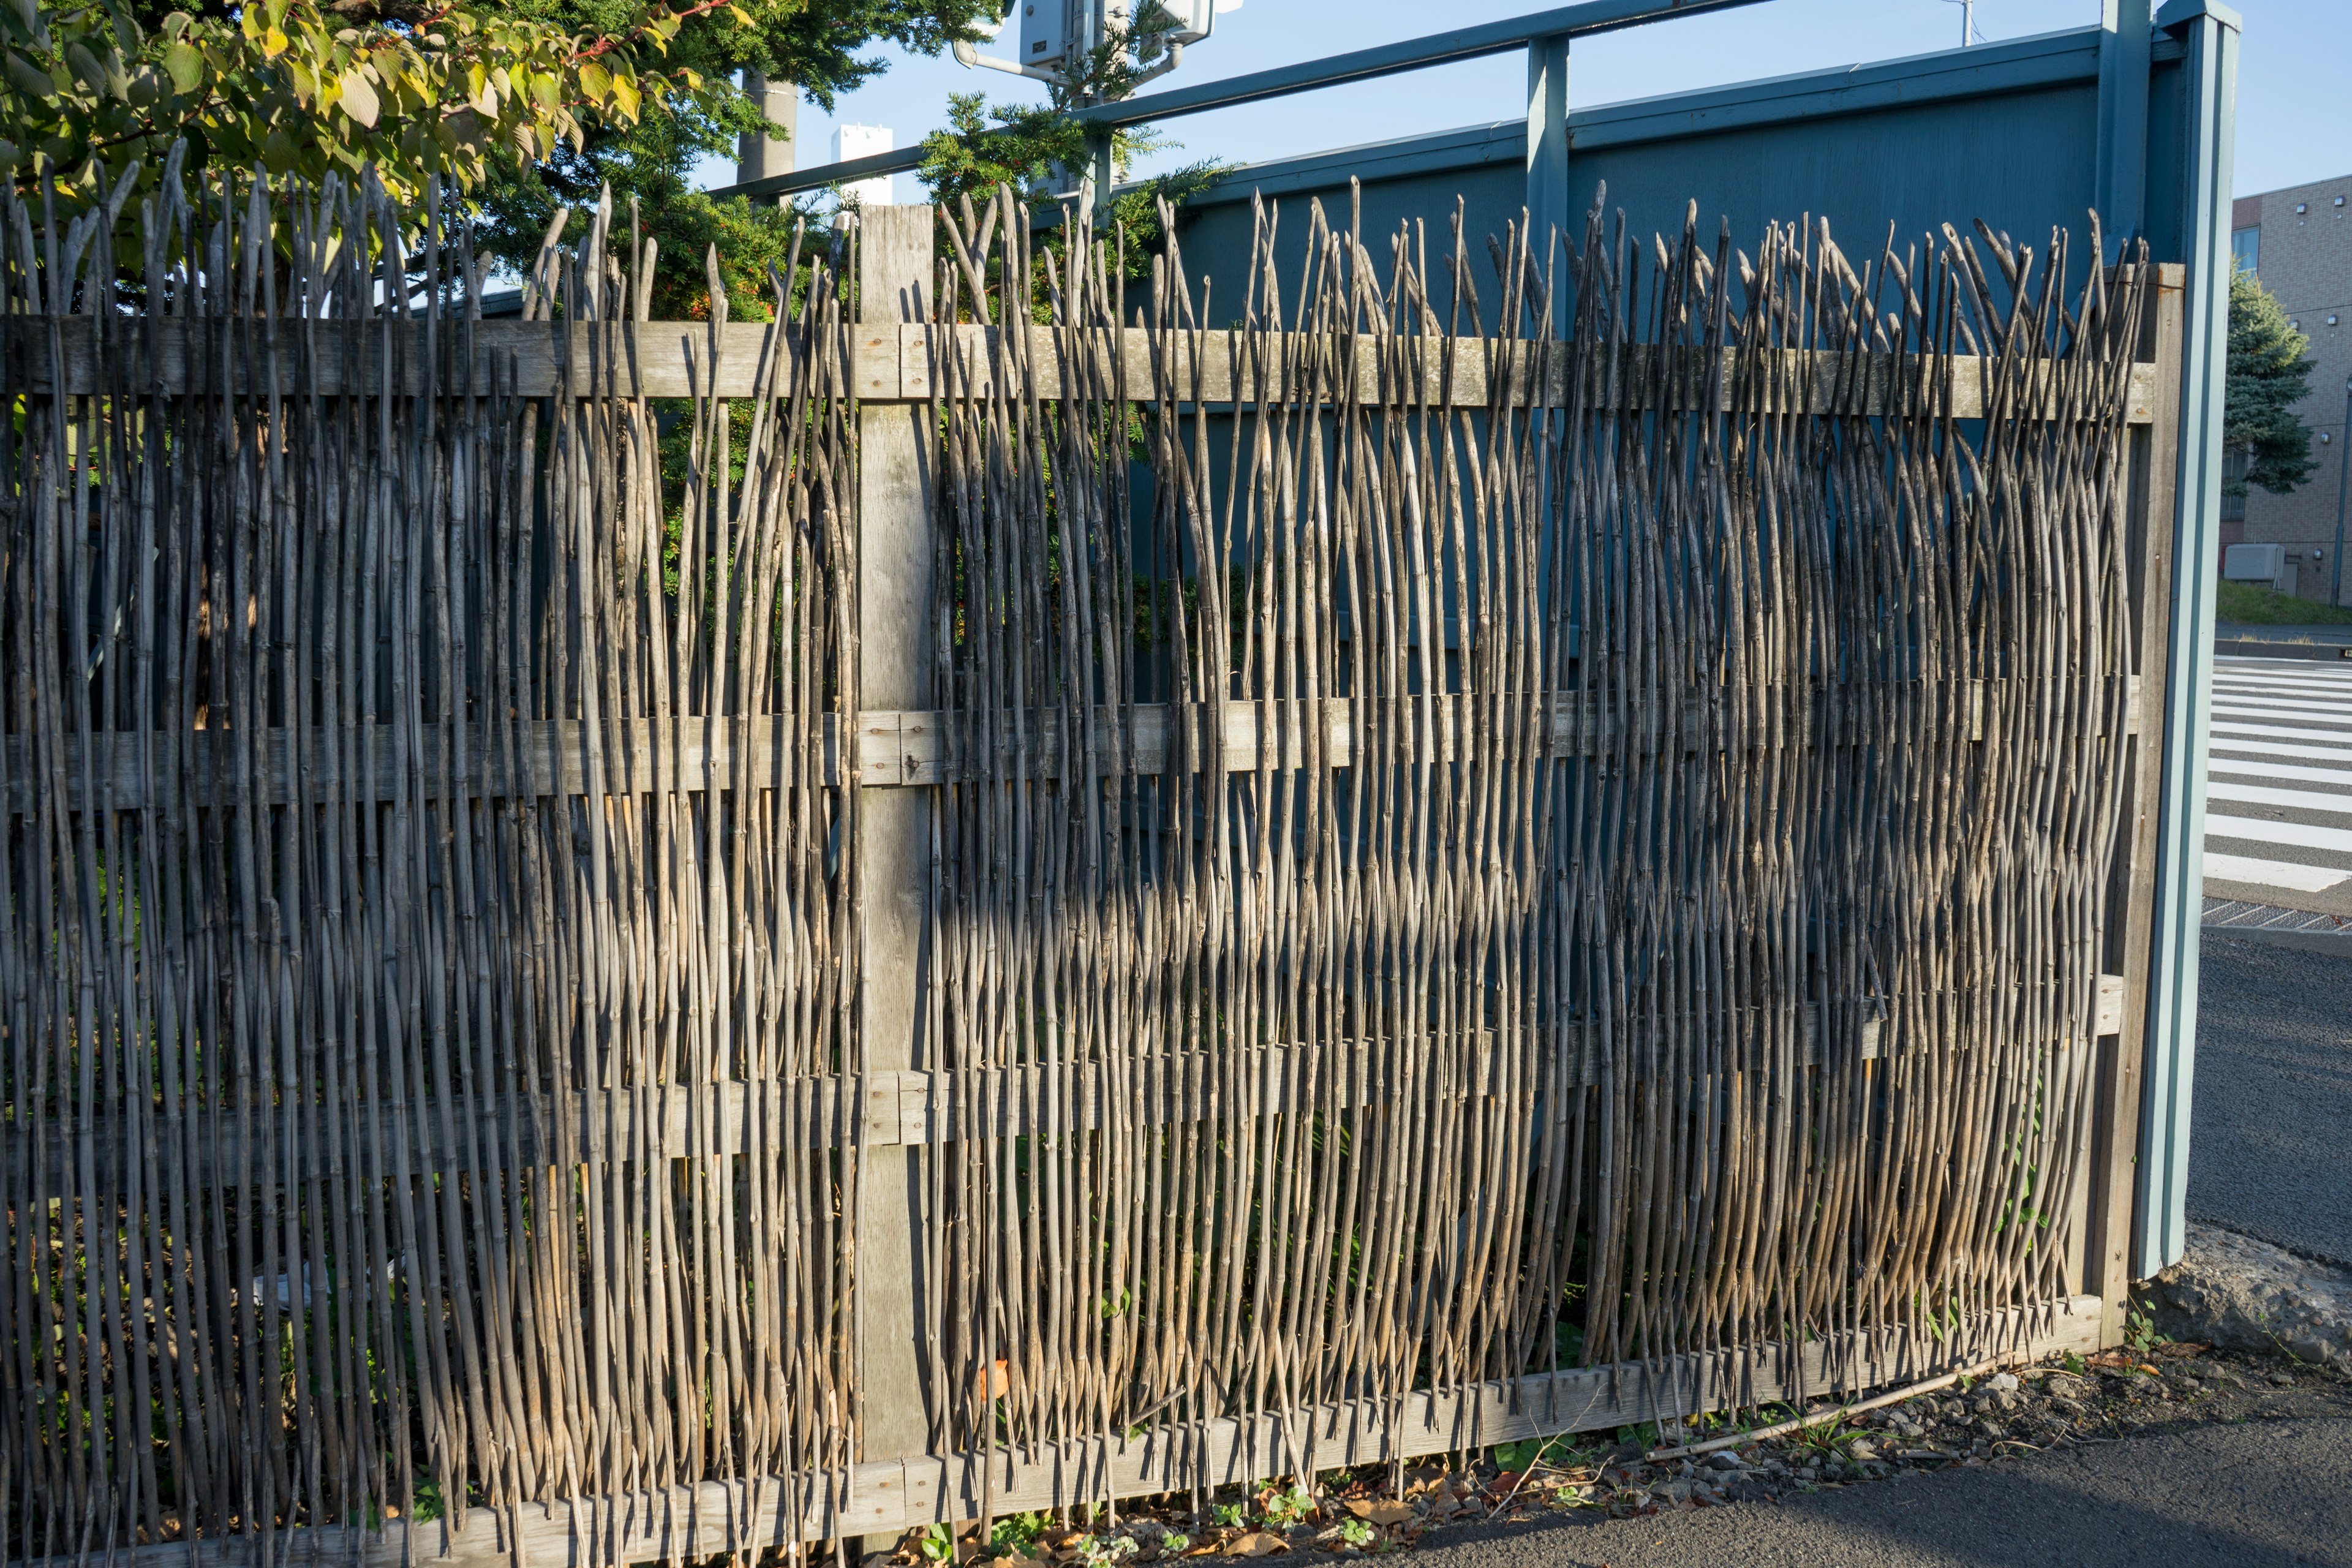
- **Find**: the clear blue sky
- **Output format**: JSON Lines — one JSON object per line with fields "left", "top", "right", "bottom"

{"left": 693, "top": 0, "right": 2350, "bottom": 205}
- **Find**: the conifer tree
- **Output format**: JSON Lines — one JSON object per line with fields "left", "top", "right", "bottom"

{"left": 2225, "top": 263, "right": 2319, "bottom": 497}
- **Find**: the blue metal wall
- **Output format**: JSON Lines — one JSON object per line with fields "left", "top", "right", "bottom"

{"left": 1152, "top": 5, "right": 2239, "bottom": 1280}
{"left": 1170, "top": 27, "right": 2146, "bottom": 312}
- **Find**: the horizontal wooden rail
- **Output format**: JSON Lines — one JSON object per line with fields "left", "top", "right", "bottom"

{"left": 40, "top": 1292, "right": 2099, "bottom": 1568}
{"left": 9, "top": 976, "right": 2121, "bottom": 1189}
{"left": 3, "top": 676, "right": 2137, "bottom": 810}
{"left": 7, "top": 318, "right": 2158, "bottom": 420}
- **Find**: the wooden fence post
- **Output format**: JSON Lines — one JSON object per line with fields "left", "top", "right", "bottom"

{"left": 2089, "top": 260, "right": 2187, "bottom": 1349}
{"left": 855, "top": 203, "right": 938, "bottom": 1470}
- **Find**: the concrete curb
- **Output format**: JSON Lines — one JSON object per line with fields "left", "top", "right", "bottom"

{"left": 2214, "top": 638, "right": 2352, "bottom": 663}
{"left": 2200, "top": 924, "right": 2352, "bottom": 958}
{"left": 2136, "top": 1222, "right": 2352, "bottom": 1372}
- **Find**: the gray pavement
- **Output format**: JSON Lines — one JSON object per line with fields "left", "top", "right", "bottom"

{"left": 2190, "top": 933, "right": 2352, "bottom": 1267}
{"left": 1413, "top": 1414, "right": 2352, "bottom": 1566}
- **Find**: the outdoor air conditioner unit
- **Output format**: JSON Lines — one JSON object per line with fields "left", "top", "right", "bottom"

{"left": 2223, "top": 543, "right": 2285, "bottom": 582}
{"left": 1159, "top": 0, "right": 1214, "bottom": 44}
{"left": 1019, "top": 0, "right": 1068, "bottom": 66}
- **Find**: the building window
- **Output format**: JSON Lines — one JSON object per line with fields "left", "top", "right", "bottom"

{"left": 2222, "top": 445, "right": 2249, "bottom": 521}
{"left": 2231, "top": 225, "right": 2260, "bottom": 274}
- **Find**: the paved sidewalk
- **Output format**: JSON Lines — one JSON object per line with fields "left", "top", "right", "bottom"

{"left": 1412, "top": 1408, "right": 2352, "bottom": 1567}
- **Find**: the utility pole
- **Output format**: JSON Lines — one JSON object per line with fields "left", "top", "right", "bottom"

{"left": 734, "top": 71, "right": 797, "bottom": 189}
{"left": 2333, "top": 374, "right": 2351, "bottom": 609}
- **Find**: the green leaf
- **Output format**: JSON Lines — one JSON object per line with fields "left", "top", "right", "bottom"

{"left": 163, "top": 39, "right": 200, "bottom": 92}
{"left": 64, "top": 39, "right": 110, "bottom": 92}
{"left": 338, "top": 66, "right": 379, "bottom": 127}
{"left": 5, "top": 48, "right": 54, "bottom": 100}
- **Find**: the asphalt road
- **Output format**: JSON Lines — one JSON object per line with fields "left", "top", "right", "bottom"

{"left": 2190, "top": 933, "right": 2352, "bottom": 1267}
{"left": 1411, "top": 1414, "right": 2352, "bottom": 1567}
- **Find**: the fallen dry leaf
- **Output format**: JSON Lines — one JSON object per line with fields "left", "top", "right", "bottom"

{"left": 1230, "top": 1532, "right": 1286, "bottom": 1558}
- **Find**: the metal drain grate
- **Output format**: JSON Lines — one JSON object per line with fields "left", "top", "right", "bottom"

{"left": 2202, "top": 897, "right": 2352, "bottom": 934}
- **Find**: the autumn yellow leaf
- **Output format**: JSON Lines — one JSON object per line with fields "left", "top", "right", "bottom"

{"left": 337, "top": 66, "right": 379, "bottom": 126}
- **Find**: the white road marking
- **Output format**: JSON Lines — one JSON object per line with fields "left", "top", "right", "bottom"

{"left": 2211, "top": 720, "right": 2352, "bottom": 746}
{"left": 2200, "top": 852, "right": 2351, "bottom": 893}
{"left": 2213, "top": 703, "right": 2352, "bottom": 725}
{"left": 2205, "top": 780, "right": 2352, "bottom": 814}
{"left": 2209, "top": 736, "right": 2352, "bottom": 763}
{"left": 2205, "top": 813, "right": 2352, "bottom": 855}
{"left": 2204, "top": 663, "right": 2352, "bottom": 905}
{"left": 2206, "top": 757, "right": 2352, "bottom": 787}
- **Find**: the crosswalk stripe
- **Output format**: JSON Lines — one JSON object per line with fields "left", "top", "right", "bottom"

{"left": 2211, "top": 691, "right": 2352, "bottom": 710}
{"left": 2215, "top": 677, "right": 2352, "bottom": 692}
{"left": 2205, "top": 813, "right": 2352, "bottom": 855}
{"left": 2213, "top": 703, "right": 2352, "bottom": 725}
{"left": 2211, "top": 720, "right": 2352, "bottom": 745}
{"left": 2214, "top": 676, "right": 2352, "bottom": 692}
{"left": 2206, "top": 780, "right": 2352, "bottom": 813}
{"left": 2203, "top": 660, "right": 2352, "bottom": 906}
{"left": 2208, "top": 736, "right": 2352, "bottom": 762}
{"left": 2200, "top": 852, "right": 2352, "bottom": 893}
{"left": 2214, "top": 674, "right": 2352, "bottom": 688}
{"left": 2215, "top": 701, "right": 2351, "bottom": 713}
{"left": 2211, "top": 668, "right": 2342, "bottom": 682}
{"left": 2207, "top": 758, "right": 2352, "bottom": 786}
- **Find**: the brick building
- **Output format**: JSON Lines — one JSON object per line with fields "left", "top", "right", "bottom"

{"left": 2228, "top": 173, "right": 2352, "bottom": 608}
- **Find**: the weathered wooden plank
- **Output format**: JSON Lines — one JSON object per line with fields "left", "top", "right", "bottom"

{"left": 2, "top": 715, "right": 843, "bottom": 812}
{"left": 0, "top": 316, "right": 835, "bottom": 399}
{"left": 922, "top": 323, "right": 2158, "bottom": 418}
{"left": 2089, "top": 261, "right": 2188, "bottom": 1348}
{"left": 853, "top": 201, "right": 940, "bottom": 1477}
{"left": 10, "top": 1078, "right": 861, "bottom": 1190}
{"left": 63, "top": 1292, "right": 2093, "bottom": 1568}
{"left": 7, "top": 976, "right": 2121, "bottom": 1189}
{"left": 7, "top": 317, "right": 2156, "bottom": 420}
{"left": 4, "top": 675, "right": 2138, "bottom": 812}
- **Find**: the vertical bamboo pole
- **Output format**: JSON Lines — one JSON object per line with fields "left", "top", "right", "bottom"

{"left": 856, "top": 203, "right": 938, "bottom": 1469}
{"left": 2089, "top": 260, "right": 2184, "bottom": 1349}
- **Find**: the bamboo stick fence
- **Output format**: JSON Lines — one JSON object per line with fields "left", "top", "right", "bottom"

{"left": 0, "top": 170, "right": 2181, "bottom": 1568}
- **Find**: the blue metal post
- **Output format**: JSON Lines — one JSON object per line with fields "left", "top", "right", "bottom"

{"left": 2138, "top": 0, "right": 2240, "bottom": 1277}
{"left": 2095, "top": 0, "right": 2151, "bottom": 249}
{"left": 1526, "top": 33, "right": 1570, "bottom": 263}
